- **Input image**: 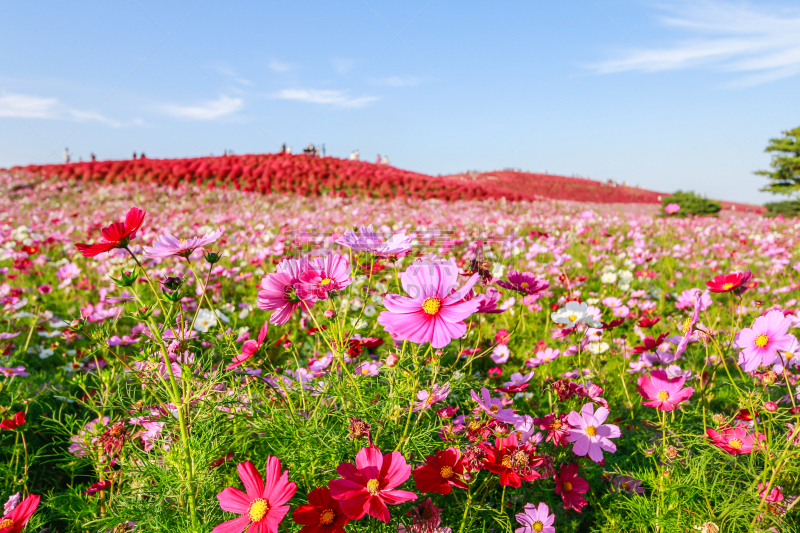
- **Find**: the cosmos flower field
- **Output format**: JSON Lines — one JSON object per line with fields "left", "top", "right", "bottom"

{"left": 0, "top": 169, "right": 798, "bottom": 533}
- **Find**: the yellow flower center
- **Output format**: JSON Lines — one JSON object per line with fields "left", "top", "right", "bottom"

{"left": 532, "top": 521, "right": 544, "bottom": 532}
{"left": 0, "top": 519, "right": 14, "bottom": 528}
{"left": 722, "top": 282, "right": 734, "bottom": 290}
{"left": 489, "top": 404, "right": 500, "bottom": 415}
{"left": 754, "top": 334, "right": 769, "bottom": 348}
{"left": 682, "top": 317, "right": 693, "bottom": 335}
{"left": 728, "top": 438, "right": 743, "bottom": 450}
{"left": 501, "top": 456, "right": 513, "bottom": 468}
{"left": 319, "top": 278, "right": 333, "bottom": 286}
{"left": 657, "top": 391, "right": 670, "bottom": 401}
{"left": 248, "top": 498, "right": 270, "bottom": 522}
{"left": 585, "top": 425, "right": 597, "bottom": 437}
{"left": 366, "top": 478, "right": 381, "bottom": 495}
{"left": 563, "top": 481, "right": 573, "bottom": 491}
{"left": 521, "top": 282, "right": 529, "bottom": 288}
{"left": 551, "top": 419, "right": 562, "bottom": 430}
{"left": 320, "top": 509, "right": 336, "bottom": 525}
{"left": 568, "top": 314, "right": 578, "bottom": 322}
{"left": 440, "top": 466, "right": 454, "bottom": 479}
{"left": 787, "top": 352, "right": 796, "bottom": 360}
{"left": 422, "top": 297, "right": 442, "bottom": 315}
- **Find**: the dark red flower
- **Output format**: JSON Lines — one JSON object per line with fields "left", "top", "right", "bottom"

{"left": 0, "top": 494, "right": 40, "bottom": 533}
{"left": 637, "top": 316, "right": 661, "bottom": 328}
{"left": 632, "top": 334, "right": 667, "bottom": 354}
{"left": 0, "top": 412, "right": 25, "bottom": 431}
{"left": 481, "top": 433, "right": 544, "bottom": 488}
{"left": 75, "top": 207, "right": 146, "bottom": 257}
{"left": 705, "top": 269, "right": 753, "bottom": 293}
{"left": 413, "top": 447, "right": 467, "bottom": 495}
{"left": 83, "top": 480, "right": 112, "bottom": 496}
{"left": 554, "top": 463, "right": 589, "bottom": 512}
{"left": 292, "top": 487, "right": 349, "bottom": 533}
{"left": 601, "top": 318, "right": 625, "bottom": 330}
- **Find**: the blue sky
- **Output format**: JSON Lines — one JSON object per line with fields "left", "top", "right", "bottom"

{"left": 1, "top": 0, "right": 799, "bottom": 203}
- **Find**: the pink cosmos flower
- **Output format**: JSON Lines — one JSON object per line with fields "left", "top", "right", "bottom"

{"left": 328, "top": 446, "right": 417, "bottom": 523}
{"left": 514, "top": 502, "right": 555, "bottom": 533}
{"left": 675, "top": 289, "right": 704, "bottom": 358}
{"left": 297, "top": 254, "right": 353, "bottom": 300}
{"left": 213, "top": 458, "right": 297, "bottom": 533}
{"left": 336, "top": 225, "right": 412, "bottom": 258}
{"left": 377, "top": 259, "right": 479, "bottom": 348}
{"left": 706, "top": 426, "right": 766, "bottom": 455}
{"left": 554, "top": 463, "right": 589, "bottom": 513}
{"left": 0, "top": 494, "right": 40, "bottom": 533}
{"left": 0, "top": 366, "right": 28, "bottom": 378}
{"left": 675, "top": 288, "right": 711, "bottom": 310}
{"left": 497, "top": 270, "right": 549, "bottom": 296}
{"left": 143, "top": 229, "right": 223, "bottom": 259}
{"left": 257, "top": 258, "right": 315, "bottom": 325}
{"left": 471, "top": 287, "right": 506, "bottom": 314}
{"left": 636, "top": 369, "right": 694, "bottom": 411}
{"left": 736, "top": 310, "right": 794, "bottom": 372}
{"left": 470, "top": 387, "right": 519, "bottom": 423}
{"left": 413, "top": 382, "right": 451, "bottom": 411}
{"left": 227, "top": 322, "right": 268, "bottom": 370}
{"left": 772, "top": 335, "right": 798, "bottom": 373}
{"left": 664, "top": 203, "right": 680, "bottom": 215}
{"left": 566, "top": 403, "right": 620, "bottom": 463}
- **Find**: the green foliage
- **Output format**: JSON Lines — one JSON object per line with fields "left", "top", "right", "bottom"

{"left": 764, "top": 199, "right": 800, "bottom": 218}
{"left": 661, "top": 190, "right": 721, "bottom": 217}
{"left": 755, "top": 126, "right": 800, "bottom": 196}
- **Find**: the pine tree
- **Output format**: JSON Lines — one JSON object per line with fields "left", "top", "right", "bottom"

{"left": 755, "top": 126, "right": 800, "bottom": 196}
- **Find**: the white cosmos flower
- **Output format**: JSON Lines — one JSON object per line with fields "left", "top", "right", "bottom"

{"left": 600, "top": 272, "right": 617, "bottom": 284}
{"left": 551, "top": 301, "right": 601, "bottom": 328}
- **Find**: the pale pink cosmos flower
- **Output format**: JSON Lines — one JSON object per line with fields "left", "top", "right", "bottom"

{"left": 470, "top": 387, "right": 519, "bottom": 423}
{"left": 514, "top": 502, "right": 555, "bottom": 533}
{"left": 736, "top": 310, "right": 794, "bottom": 372}
{"left": 413, "top": 382, "right": 451, "bottom": 411}
{"left": 664, "top": 203, "right": 680, "bottom": 215}
{"left": 0, "top": 366, "right": 28, "bottom": 377}
{"left": 675, "top": 288, "right": 711, "bottom": 310}
{"left": 566, "top": 403, "right": 620, "bottom": 463}
{"left": 636, "top": 369, "right": 694, "bottom": 411}
{"left": 143, "top": 229, "right": 223, "bottom": 259}
{"left": 297, "top": 253, "right": 353, "bottom": 300}
{"left": 491, "top": 344, "right": 510, "bottom": 364}
{"left": 675, "top": 289, "right": 704, "bottom": 358}
{"left": 336, "top": 224, "right": 412, "bottom": 258}
{"left": 378, "top": 259, "right": 479, "bottom": 348}
{"left": 502, "top": 371, "right": 534, "bottom": 389}
{"left": 771, "top": 335, "right": 798, "bottom": 374}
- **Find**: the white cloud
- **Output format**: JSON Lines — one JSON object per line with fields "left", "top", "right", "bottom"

{"left": 0, "top": 92, "right": 122, "bottom": 126}
{"left": 331, "top": 57, "right": 356, "bottom": 74}
{"left": 161, "top": 95, "right": 243, "bottom": 120}
{"left": 273, "top": 88, "right": 379, "bottom": 108}
{"left": 595, "top": 1, "right": 800, "bottom": 87}
{"left": 268, "top": 59, "right": 294, "bottom": 73}
{"left": 369, "top": 76, "right": 424, "bottom": 87}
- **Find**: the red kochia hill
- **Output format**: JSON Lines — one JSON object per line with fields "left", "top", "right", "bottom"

{"left": 8, "top": 153, "right": 755, "bottom": 209}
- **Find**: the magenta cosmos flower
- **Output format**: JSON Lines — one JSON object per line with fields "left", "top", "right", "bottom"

{"left": 297, "top": 254, "right": 353, "bottom": 300}
{"left": 143, "top": 229, "right": 223, "bottom": 259}
{"left": 706, "top": 426, "right": 766, "bottom": 455}
{"left": 636, "top": 369, "right": 694, "bottom": 411}
{"left": 213, "top": 458, "right": 297, "bottom": 533}
{"left": 378, "top": 260, "right": 479, "bottom": 348}
{"left": 566, "top": 403, "right": 620, "bottom": 463}
{"left": 257, "top": 258, "right": 315, "bottom": 325}
{"left": 515, "top": 502, "right": 555, "bottom": 533}
{"left": 674, "top": 289, "right": 704, "bottom": 358}
{"left": 664, "top": 203, "right": 680, "bottom": 215}
{"left": 497, "top": 270, "right": 549, "bottom": 296}
{"left": 736, "top": 310, "right": 794, "bottom": 372}
{"left": 227, "top": 322, "right": 268, "bottom": 370}
{"left": 328, "top": 446, "right": 417, "bottom": 523}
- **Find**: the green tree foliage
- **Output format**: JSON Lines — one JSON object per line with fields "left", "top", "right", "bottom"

{"left": 755, "top": 126, "right": 800, "bottom": 196}
{"left": 764, "top": 199, "right": 800, "bottom": 218}
{"left": 661, "top": 191, "right": 721, "bottom": 217}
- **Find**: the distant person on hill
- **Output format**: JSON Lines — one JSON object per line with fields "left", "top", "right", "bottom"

{"left": 90, "top": 153, "right": 96, "bottom": 161}
{"left": 286, "top": 146, "right": 292, "bottom": 154}
{"left": 63, "top": 148, "right": 70, "bottom": 163}
{"left": 382, "top": 155, "right": 389, "bottom": 165}
{"left": 132, "top": 152, "right": 137, "bottom": 159}
{"left": 141, "top": 153, "right": 146, "bottom": 159}
{"left": 376, "top": 154, "right": 381, "bottom": 164}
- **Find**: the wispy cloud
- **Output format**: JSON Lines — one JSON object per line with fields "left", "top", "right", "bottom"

{"left": 331, "top": 57, "right": 356, "bottom": 74}
{"left": 273, "top": 89, "right": 379, "bottom": 108}
{"left": 268, "top": 59, "right": 294, "bottom": 73}
{"left": 161, "top": 95, "right": 243, "bottom": 120}
{"left": 595, "top": 1, "right": 800, "bottom": 87}
{"left": 369, "top": 76, "right": 424, "bottom": 87}
{"left": 0, "top": 92, "right": 122, "bottom": 126}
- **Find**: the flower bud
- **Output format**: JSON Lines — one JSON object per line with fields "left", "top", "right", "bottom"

{"left": 712, "top": 413, "right": 725, "bottom": 425}
{"left": 323, "top": 309, "right": 336, "bottom": 319}
{"left": 161, "top": 276, "right": 183, "bottom": 292}
{"left": 764, "top": 401, "right": 778, "bottom": 412}
{"left": 282, "top": 341, "right": 293, "bottom": 350}
{"left": 203, "top": 250, "right": 222, "bottom": 264}
{"left": 385, "top": 353, "right": 399, "bottom": 367}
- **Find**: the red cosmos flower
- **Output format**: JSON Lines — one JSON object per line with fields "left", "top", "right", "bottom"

{"left": 213, "top": 458, "right": 297, "bottom": 533}
{"left": 706, "top": 426, "right": 766, "bottom": 455}
{"left": 413, "top": 447, "right": 467, "bottom": 495}
{"left": 292, "top": 487, "right": 349, "bottom": 533}
{"left": 328, "top": 446, "right": 417, "bottom": 523}
{"left": 631, "top": 334, "right": 667, "bottom": 354}
{"left": 600, "top": 318, "right": 625, "bottom": 330}
{"left": 0, "top": 494, "right": 40, "bottom": 533}
{"left": 83, "top": 480, "right": 112, "bottom": 496}
{"left": 534, "top": 414, "right": 571, "bottom": 447}
{"left": 0, "top": 412, "right": 25, "bottom": 431}
{"left": 637, "top": 316, "right": 661, "bottom": 328}
{"left": 481, "top": 433, "right": 544, "bottom": 488}
{"left": 705, "top": 269, "right": 753, "bottom": 293}
{"left": 75, "top": 207, "right": 146, "bottom": 257}
{"left": 554, "top": 463, "right": 589, "bottom": 512}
